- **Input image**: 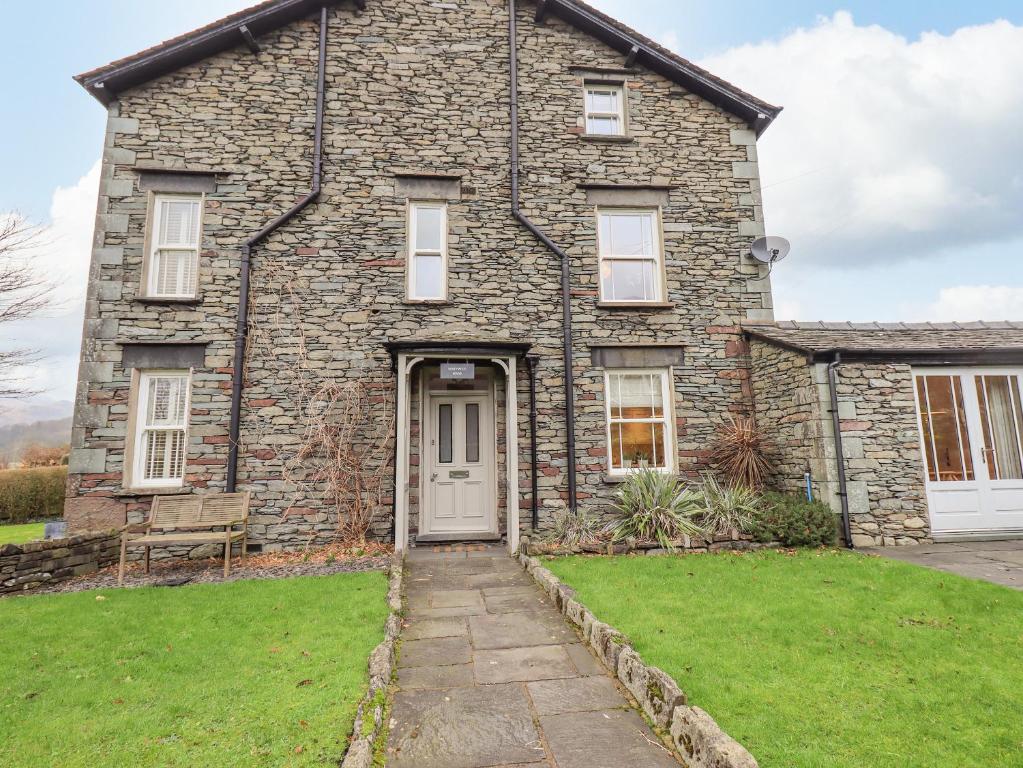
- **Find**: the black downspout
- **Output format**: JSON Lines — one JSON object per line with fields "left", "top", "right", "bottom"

{"left": 508, "top": 0, "right": 578, "bottom": 511}
{"left": 389, "top": 352, "right": 399, "bottom": 543}
{"left": 827, "top": 352, "right": 854, "bottom": 548}
{"left": 227, "top": 6, "right": 329, "bottom": 492}
{"left": 526, "top": 354, "right": 540, "bottom": 530}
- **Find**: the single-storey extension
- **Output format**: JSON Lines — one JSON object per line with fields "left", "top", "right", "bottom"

{"left": 747, "top": 321, "right": 1023, "bottom": 546}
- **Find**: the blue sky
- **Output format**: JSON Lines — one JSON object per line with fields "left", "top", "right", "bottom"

{"left": 1, "top": 0, "right": 1022, "bottom": 408}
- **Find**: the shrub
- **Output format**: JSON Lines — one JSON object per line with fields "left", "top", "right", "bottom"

{"left": 0, "top": 467, "right": 66, "bottom": 524}
{"left": 543, "top": 502, "right": 603, "bottom": 548}
{"left": 750, "top": 492, "right": 837, "bottom": 547}
{"left": 710, "top": 415, "right": 774, "bottom": 489}
{"left": 699, "top": 473, "right": 762, "bottom": 537}
{"left": 606, "top": 469, "right": 704, "bottom": 551}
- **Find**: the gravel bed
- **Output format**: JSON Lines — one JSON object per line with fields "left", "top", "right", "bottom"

{"left": 13, "top": 555, "right": 390, "bottom": 597}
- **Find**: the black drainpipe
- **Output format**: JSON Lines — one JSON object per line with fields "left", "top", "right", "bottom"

{"left": 227, "top": 6, "right": 329, "bottom": 492}
{"left": 826, "top": 351, "right": 854, "bottom": 548}
{"left": 508, "top": 0, "right": 578, "bottom": 511}
{"left": 525, "top": 354, "right": 540, "bottom": 530}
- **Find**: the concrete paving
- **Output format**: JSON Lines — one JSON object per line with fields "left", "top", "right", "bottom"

{"left": 386, "top": 544, "right": 679, "bottom": 768}
{"left": 863, "top": 540, "right": 1023, "bottom": 589}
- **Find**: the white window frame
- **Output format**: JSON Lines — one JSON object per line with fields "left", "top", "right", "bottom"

{"left": 603, "top": 368, "right": 675, "bottom": 476}
{"left": 130, "top": 370, "right": 192, "bottom": 489}
{"left": 584, "top": 83, "right": 626, "bottom": 136}
{"left": 406, "top": 201, "right": 448, "bottom": 301}
{"left": 596, "top": 207, "right": 665, "bottom": 303}
{"left": 145, "top": 193, "right": 203, "bottom": 299}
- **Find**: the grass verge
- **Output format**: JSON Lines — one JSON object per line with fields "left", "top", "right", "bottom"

{"left": 0, "top": 522, "right": 45, "bottom": 545}
{"left": 0, "top": 571, "right": 388, "bottom": 767}
{"left": 546, "top": 549, "right": 1023, "bottom": 768}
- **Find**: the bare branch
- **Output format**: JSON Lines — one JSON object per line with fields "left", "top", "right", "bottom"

{"left": 0, "top": 216, "right": 53, "bottom": 400}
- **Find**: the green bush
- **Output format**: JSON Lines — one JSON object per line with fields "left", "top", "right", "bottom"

{"left": 750, "top": 492, "right": 837, "bottom": 547}
{"left": 606, "top": 469, "right": 705, "bottom": 551}
{"left": 0, "top": 467, "right": 66, "bottom": 524}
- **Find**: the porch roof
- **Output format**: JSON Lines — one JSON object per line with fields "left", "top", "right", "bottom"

{"left": 745, "top": 321, "right": 1023, "bottom": 364}
{"left": 385, "top": 323, "right": 533, "bottom": 356}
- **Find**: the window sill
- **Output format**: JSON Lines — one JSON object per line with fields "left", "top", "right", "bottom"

{"left": 115, "top": 487, "right": 189, "bottom": 498}
{"left": 603, "top": 470, "right": 676, "bottom": 484}
{"left": 597, "top": 301, "right": 675, "bottom": 311}
{"left": 402, "top": 299, "right": 450, "bottom": 306}
{"left": 133, "top": 296, "right": 202, "bottom": 305}
{"left": 580, "top": 134, "right": 634, "bottom": 144}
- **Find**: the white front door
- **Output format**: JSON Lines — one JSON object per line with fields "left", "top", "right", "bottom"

{"left": 423, "top": 394, "right": 495, "bottom": 536}
{"left": 914, "top": 368, "right": 1023, "bottom": 536}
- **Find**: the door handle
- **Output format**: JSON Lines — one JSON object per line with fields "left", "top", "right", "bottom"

{"left": 430, "top": 473, "right": 437, "bottom": 482}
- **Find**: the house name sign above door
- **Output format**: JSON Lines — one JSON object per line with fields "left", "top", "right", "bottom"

{"left": 441, "top": 363, "right": 475, "bottom": 380}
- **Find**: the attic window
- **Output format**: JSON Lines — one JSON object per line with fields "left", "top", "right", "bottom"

{"left": 584, "top": 83, "right": 626, "bottom": 137}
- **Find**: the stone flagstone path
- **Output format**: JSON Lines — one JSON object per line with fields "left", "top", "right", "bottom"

{"left": 386, "top": 545, "right": 679, "bottom": 768}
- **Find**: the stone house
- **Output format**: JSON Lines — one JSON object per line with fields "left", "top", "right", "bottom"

{"left": 65, "top": 0, "right": 780, "bottom": 554}
{"left": 64, "top": 0, "right": 1023, "bottom": 554}
{"left": 747, "top": 322, "right": 1023, "bottom": 546}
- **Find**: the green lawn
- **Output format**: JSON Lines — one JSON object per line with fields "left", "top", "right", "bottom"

{"left": 0, "top": 522, "right": 45, "bottom": 545}
{"left": 0, "top": 572, "right": 388, "bottom": 767}
{"left": 547, "top": 550, "right": 1023, "bottom": 768}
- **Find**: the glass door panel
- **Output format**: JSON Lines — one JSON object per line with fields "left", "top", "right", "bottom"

{"left": 916, "top": 375, "right": 975, "bottom": 482}
{"left": 975, "top": 375, "right": 1023, "bottom": 480}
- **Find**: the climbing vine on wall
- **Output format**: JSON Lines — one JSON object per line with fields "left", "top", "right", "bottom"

{"left": 243, "top": 257, "right": 394, "bottom": 544}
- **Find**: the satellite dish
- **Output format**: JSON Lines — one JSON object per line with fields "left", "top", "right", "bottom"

{"left": 750, "top": 236, "right": 790, "bottom": 265}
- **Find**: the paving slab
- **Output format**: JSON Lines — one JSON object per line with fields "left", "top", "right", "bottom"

{"left": 564, "top": 642, "right": 605, "bottom": 676}
{"left": 464, "top": 570, "right": 534, "bottom": 589}
{"left": 469, "top": 611, "right": 575, "bottom": 650}
{"left": 404, "top": 617, "right": 468, "bottom": 641}
{"left": 431, "top": 588, "right": 486, "bottom": 609}
{"left": 484, "top": 588, "right": 552, "bottom": 614}
{"left": 387, "top": 684, "right": 545, "bottom": 768}
{"left": 398, "top": 635, "right": 472, "bottom": 669}
{"left": 409, "top": 603, "right": 488, "bottom": 619}
{"left": 540, "top": 709, "right": 679, "bottom": 768}
{"left": 527, "top": 676, "right": 627, "bottom": 715}
{"left": 398, "top": 663, "right": 475, "bottom": 690}
{"left": 474, "top": 645, "right": 577, "bottom": 684}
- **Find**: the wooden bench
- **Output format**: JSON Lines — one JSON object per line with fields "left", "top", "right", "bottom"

{"left": 118, "top": 492, "right": 250, "bottom": 585}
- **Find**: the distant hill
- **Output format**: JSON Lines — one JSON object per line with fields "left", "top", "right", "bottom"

{"left": 0, "top": 417, "right": 73, "bottom": 463}
{"left": 0, "top": 399, "right": 73, "bottom": 428}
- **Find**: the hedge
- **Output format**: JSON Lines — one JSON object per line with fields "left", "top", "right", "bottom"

{"left": 0, "top": 467, "right": 66, "bottom": 525}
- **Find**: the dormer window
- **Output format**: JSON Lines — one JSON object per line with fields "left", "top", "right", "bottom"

{"left": 584, "top": 83, "right": 626, "bottom": 137}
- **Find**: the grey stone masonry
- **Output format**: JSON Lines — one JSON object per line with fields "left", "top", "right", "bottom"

{"left": 749, "top": 339, "right": 931, "bottom": 546}
{"left": 1, "top": 531, "right": 120, "bottom": 595}
{"left": 67, "top": 0, "right": 774, "bottom": 550}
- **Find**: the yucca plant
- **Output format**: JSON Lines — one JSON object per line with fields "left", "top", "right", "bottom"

{"left": 606, "top": 469, "right": 705, "bottom": 551}
{"left": 543, "top": 502, "right": 603, "bottom": 548}
{"left": 710, "top": 415, "right": 775, "bottom": 490}
{"left": 699, "top": 472, "right": 762, "bottom": 537}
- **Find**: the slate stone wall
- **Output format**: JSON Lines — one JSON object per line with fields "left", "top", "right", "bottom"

{"left": 749, "top": 339, "right": 931, "bottom": 545}
{"left": 66, "top": 0, "right": 772, "bottom": 549}
{"left": 0, "top": 531, "right": 120, "bottom": 595}
{"left": 832, "top": 362, "right": 930, "bottom": 545}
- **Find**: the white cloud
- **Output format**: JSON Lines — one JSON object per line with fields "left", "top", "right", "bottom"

{"left": 913, "top": 285, "right": 1023, "bottom": 321}
{"left": 700, "top": 12, "right": 1023, "bottom": 265}
{"left": 1, "top": 161, "right": 99, "bottom": 407}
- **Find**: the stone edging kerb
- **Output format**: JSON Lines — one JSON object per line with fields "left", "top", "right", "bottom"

{"left": 519, "top": 553, "right": 759, "bottom": 768}
{"left": 340, "top": 553, "right": 404, "bottom": 768}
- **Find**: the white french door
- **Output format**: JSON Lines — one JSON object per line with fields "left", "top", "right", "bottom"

{"left": 913, "top": 367, "right": 1023, "bottom": 536}
{"left": 423, "top": 394, "right": 496, "bottom": 536}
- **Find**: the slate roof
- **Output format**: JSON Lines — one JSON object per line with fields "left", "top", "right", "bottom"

{"left": 74, "top": 0, "right": 780, "bottom": 133}
{"left": 744, "top": 321, "right": 1023, "bottom": 361}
